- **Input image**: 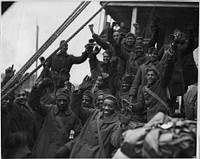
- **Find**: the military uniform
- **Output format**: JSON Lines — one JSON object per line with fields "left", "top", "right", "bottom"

{"left": 45, "top": 50, "right": 88, "bottom": 81}
{"left": 28, "top": 87, "right": 82, "bottom": 158}
{"left": 129, "top": 60, "right": 164, "bottom": 99}
{"left": 66, "top": 92, "right": 122, "bottom": 158}
{"left": 131, "top": 56, "right": 173, "bottom": 122}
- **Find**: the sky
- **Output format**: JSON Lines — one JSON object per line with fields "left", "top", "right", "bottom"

{"left": 1, "top": 1, "right": 106, "bottom": 85}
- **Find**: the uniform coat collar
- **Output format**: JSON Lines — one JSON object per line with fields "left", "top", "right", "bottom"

{"left": 101, "top": 112, "right": 119, "bottom": 124}
{"left": 53, "top": 105, "right": 72, "bottom": 116}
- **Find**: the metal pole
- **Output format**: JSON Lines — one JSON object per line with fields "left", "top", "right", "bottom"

{"left": 1, "top": 1, "right": 88, "bottom": 95}
{"left": 35, "top": 24, "right": 39, "bottom": 78}
{"left": 2, "top": 1, "right": 109, "bottom": 100}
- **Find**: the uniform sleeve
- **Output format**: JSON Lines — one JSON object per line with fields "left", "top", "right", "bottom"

{"left": 160, "top": 55, "right": 174, "bottom": 88}
{"left": 92, "top": 33, "right": 111, "bottom": 50}
{"left": 73, "top": 116, "right": 82, "bottom": 138}
{"left": 157, "top": 45, "right": 165, "bottom": 61}
{"left": 147, "top": 27, "right": 160, "bottom": 49}
{"left": 70, "top": 52, "right": 88, "bottom": 64}
{"left": 70, "top": 91, "right": 93, "bottom": 122}
{"left": 28, "top": 86, "right": 51, "bottom": 117}
{"left": 129, "top": 66, "right": 142, "bottom": 97}
{"left": 89, "top": 53, "right": 101, "bottom": 79}
{"left": 131, "top": 88, "right": 145, "bottom": 113}
{"left": 110, "top": 122, "right": 123, "bottom": 148}
{"left": 113, "top": 40, "right": 129, "bottom": 61}
{"left": 45, "top": 56, "right": 52, "bottom": 69}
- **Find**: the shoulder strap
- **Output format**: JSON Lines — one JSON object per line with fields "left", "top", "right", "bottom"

{"left": 96, "top": 113, "right": 107, "bottom": 158}
{"left": 144, "top": 86, "right": 169, "bottom": 110}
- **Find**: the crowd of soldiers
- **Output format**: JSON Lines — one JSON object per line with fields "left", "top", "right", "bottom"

{"left": 1, "top": 15, "right": 198, "bottom": 158}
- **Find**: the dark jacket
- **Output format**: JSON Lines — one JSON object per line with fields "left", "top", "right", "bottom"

{"left": 129, "top": 60, "right": 164, "bottom": 98}
{"left": 114, "top": 41, "right": 147, "bottom": 76}
{"left": 181, "top": 39, "right": 198, "bottom": 87}
{"left": 92, "top": 33, "right": 126, "bottom": 94}
{"left": 157, "top": 33, "right": 195, "bottom": 96}
{"left": 45, "top": 51, "right": 88, "bottom": 80}
{"left": 1, "top": 102, "right": 37, "bottom": 158}
{"left": 28, "top": 87, "right": 82, "bottom": 158}
{"left": 91, "top": 33, "right": 126, "bottom": 79}
{"left": 131, "top": 56, "right": 174, "bottom": 122}
{"left": 67, "top": 91, "right": 122, "bottom": 158}
{"left": 89, "top": 53, "right": 112, "bottom": 80}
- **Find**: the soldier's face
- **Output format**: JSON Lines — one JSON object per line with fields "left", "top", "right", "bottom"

{"left": 113, "top": 32, "right": 120, "bottom": 42}
{"left": 126, "top": 36, "right": 135, "bottom": 46}
{"left": 96, "top": 76, "right": 103, "bottom": 88}
{"left": 95, "top": 95, "right": 104, "bottom": 110}
{"left": 56, "top": 97, "right": 70, "bottom": 111}
{"left": 173, "top": 32, "right": 181, "bottom": 42}
{"left": 14, "top": 90, "right": 27, "bottom": 105}
{"left": 61, "top": 44, "right": 68, "bottom": 52}
{"left": 82, "top": 95, "right": 92, "bottom": 108}
{"left": 135, "top": 46, "right": 144, "bottom": 57}
{"left": 148, "top": 51, "right": 157, "bottom": 62}
{"left": 121, "top": 80, "right": 131, "bottom": 92}
{"left": 136, "top": 37, "right": 143, "bottom": 44}
{"left": 103, "top": 53, "right": 110, "bottom": 64}
{"left": 102, "top": 99, "right": 115, "bottom": 116}
{"left": 146, "top": 70, "right": 157, "bottom": 85}
{"left": 2, "top": 97, "right": 13, "bottom": 108}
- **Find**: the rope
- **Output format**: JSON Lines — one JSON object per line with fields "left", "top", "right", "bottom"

{"left": 1, "top": 1, "right": 109, "bottom": 100}
{"left": 1, "top": 1, "right": 90, "bottom": 95}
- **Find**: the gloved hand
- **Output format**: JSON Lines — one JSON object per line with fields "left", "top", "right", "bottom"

{"left": 55, "top": 145, "right": 70, "bottom": 158}
{"left": 5, "top": 64, "right": 16, "bottom": 79}
{"left": 78, "top": 75, "right": 93, "bottom": 93}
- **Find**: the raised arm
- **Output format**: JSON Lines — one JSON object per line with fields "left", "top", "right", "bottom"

{"left": 28, "top": 78, "right": 54, "bottom": 117}
{"left": 113, "top": 37, "right": 129, "bottom": 61}
{"left": 1, "top": 65, "right": 15, "bottom": 88}
{"left": 89, "top": 24, "right": 111, "bottom": 50}
{"left": 147, "top": 26, "right": 160, "bottom": 48}
{"left": 181, "top": 25, "right": 196, "bottom": 56}
{"left": 70, "top": 75, "right": 94, "bottom": 122}
{"left": 160, "top": 46, "right": 174, "bottom": 88}
{"left": 88, "top": 46, "right": 101, "bottom": 79}
{"left": 70, "top": 51, "right": 89, "bottom": 65}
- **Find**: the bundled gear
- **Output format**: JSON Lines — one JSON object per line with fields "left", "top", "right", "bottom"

{"left": 113, "top": 112, "right": 196, "bottom": 158}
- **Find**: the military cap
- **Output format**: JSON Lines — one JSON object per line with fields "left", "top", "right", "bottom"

{"left": 56, "top": 88, "right": 71, "bottom": 100}
{"left": 122, "top": 74, "right": 133, "bottom": 84}
{"left": 126, "top": 32, "right": 135, "bottom": 38}
{"left": 83, "top": 90, "right": 93, "bottom": 100}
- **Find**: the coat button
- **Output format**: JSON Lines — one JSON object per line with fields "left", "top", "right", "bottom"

{"left": 88, "top": 131, "right": 90, "bottom": 133}
{"left": 84, "top": 140, "right": 87, "bottom": 144}
{"left": 89, "top": 145, "right": 93, "bottom": 148}
{"left": 145, "top": 100, "right": 148, "bottom": 103}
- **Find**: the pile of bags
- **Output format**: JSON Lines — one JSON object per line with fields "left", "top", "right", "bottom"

{"left": 113, "top": 112, "right": 196, "bottom": 158}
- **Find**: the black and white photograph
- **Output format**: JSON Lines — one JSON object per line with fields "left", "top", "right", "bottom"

{"left": 1, "top": 0, "right": 199, "bottom": 158}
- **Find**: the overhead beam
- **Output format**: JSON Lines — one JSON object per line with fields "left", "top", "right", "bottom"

{"left": 101, "top": 1, "right": 199, "bottom": 8}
